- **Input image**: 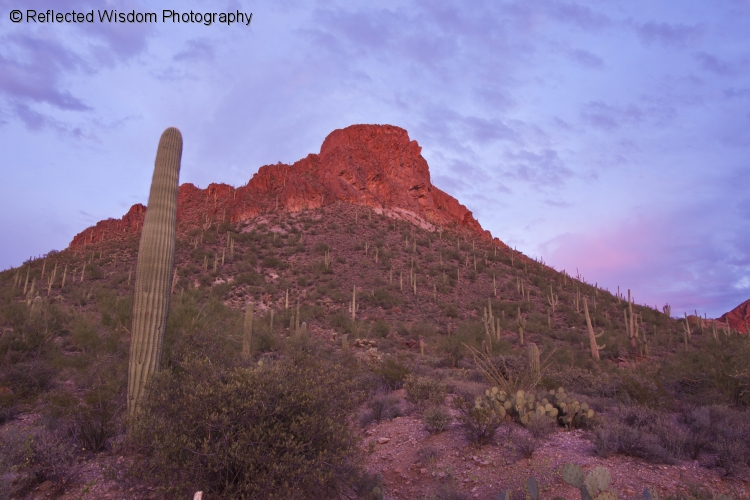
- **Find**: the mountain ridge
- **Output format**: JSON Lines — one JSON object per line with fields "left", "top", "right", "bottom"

{"left": 70, "top": 124, "right": 499, "bottom": 249}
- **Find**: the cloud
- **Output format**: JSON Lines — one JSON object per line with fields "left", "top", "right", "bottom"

{"left": 174, "top": 39, "right": 216, "bottom": 62}
{"left": 578, "top": 99, "right": 678, "bottom": 131}
{"left": 724, "top": 87, "right": 750, "bottom": 98}
{"left": 636, "top": 21, "right": 704, "bottom": 48}
{"left": 0, "top": 0, "right": 154, "bottom": 129}
{"left": 568, "top": 48, "right": 604, "bottom": 69}
{"left": 501, "top": 148, "right": 573, "bottom": 188}
{"left": 544, "top": 198, "right": 573, "bottom": 208}
{"left": 548, "top": 2, "right": 612, "bottom": 31}
{"left": 0, "top": 35, "right": 89, "bottom": 111}
{"left": 695, "top": 53, "right": 736, "bottom": 76}
{"left": 539, "top": 206, "right": 750, "bottom": 317}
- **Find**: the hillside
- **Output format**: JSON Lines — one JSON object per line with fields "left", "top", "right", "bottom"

{"left": 0, "top": 125, "right": 749, "bottom": 500}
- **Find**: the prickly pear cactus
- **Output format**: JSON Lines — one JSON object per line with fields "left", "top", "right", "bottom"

{"left": 527, "top": 476, "right": 539, "bottom": 500}
{"left": 595, "top": 491, "right": 618, "bottom": 500}
{"left": 561, "top": 463, "right": 584, "bottom": 488}
{"left": 585, "top": 466, "right": 611, "bottom": 497}
{"left": 127, "top": 127, "right": 182, "bottom": 417}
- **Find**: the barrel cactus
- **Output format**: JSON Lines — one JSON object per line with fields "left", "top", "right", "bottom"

{"left": 127, "top": 127, "right": 182, "bottom": 416}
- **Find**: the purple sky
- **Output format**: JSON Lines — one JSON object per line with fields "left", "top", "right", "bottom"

{"left": 1, "top": 0, "right": 749, "bottom": 318}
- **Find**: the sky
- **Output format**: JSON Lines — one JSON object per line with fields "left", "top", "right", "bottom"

{"left": 1, "top": 0, "right": 749, "bottom": 318}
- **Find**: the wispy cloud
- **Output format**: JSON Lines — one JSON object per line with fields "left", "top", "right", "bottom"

{"left": 695, "top": 52, "right": 736, "bottom": 76}
{"left": 636, "top": 21, "right": 704, "bottom": 48}
{"left": 568, "top": 48, "right": 604, "bottom": 69}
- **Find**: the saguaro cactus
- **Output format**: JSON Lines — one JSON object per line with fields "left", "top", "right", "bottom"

{"left": 584, "top": 297, "right": 605, "bottom": 360}
{"left": 127, "top": 127, "right": 182, "bottom": 417}
{"left": 517, "top": 307, "right": 526, "bottom": 345}
{"left": 242, "top": 302, "right": 254, "bottom": 357}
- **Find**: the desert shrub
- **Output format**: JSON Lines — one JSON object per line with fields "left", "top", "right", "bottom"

{"left": 97, "top": 290, "right": 132, "bottom": 332}
{"left": 371, "top": 319, "right": 390, "bottom": 338}
{"left": 367, "top": 287, "right": 402, "bottom": 309}
{"left": 451, "top": 395, "right": 502, "bottom": 445}
{"left": 253, "top": 328, "right": 278, "bottom": 353}
{"left": 373, "top": 357, "right": 409, "bottom": 390}
{"left": 619, "top": 374, "right": 662, "bottom": 407}
{"left": 662, "top": 336, "right": 750, "bottom": 406}
{"left": 404, "top": 375, "right": 446, "bottom": 406}
{"left": 411, "top": 322, "right": 437, "bottom": 339}
{"left": 71, "top": 317, "right": 100, "bottom": 352}
{"left": 432, "top": 485, "right": 469, "bottom": 500}
{"left": 85, "top": 263, "right": 103, "bottom": 280}
{"left": 329, "top": 309, "right": 353, "bottom": 334}
{"left": 437, "top": 323, "right": 484, "bottom": 367}
{"left": 423, "top": 406, "right": 451, "bottom": 433}
{"left": 211, "top": 282, "right": 231, "bottom": 298}
{"left": 261, "top": 255, "right": 287, "bottom": 269}
{"left": 0, "top": 299, "right": 68, "bottom": 357}
{"left": 514, "top": 434, "right": 538, "bottom": 458}
{"left": 437, "top": 334, "right": 465, "bottom": 368}
{"left": 594, "top": 406, "right": 686, "bottom": 464}
{"left": 162, "top": 293, "right": 240, "bottom": 368}
{"left": 525, "top": 415, "right": 557, "bottom": 439}
{"left": 68, "top": 384, "right": 121, "bottom": 453}
{"left": 0, "top": 362, "right": 55, "bottom": 400}
{"left": 679, "top": 405, "right": 750, "bottom": 475}
{"left": 0, "top": 390, "right": 16, "bottom": 424}
{"left": 132, "top": 353, "right": 363, "bottom": 499}
{"left": 595, "top": 419, "right": 676, "bottom": 464}
{"left": 235, "top": 271, "right": 264, "bottom": 286}
{"left": 440, "top": 302, "right": 459, "bottom": 318}
{"left": 360, "top": 391, "right": 402, "bottom": 427}
{"left": 417, "top": 445, "right": 440, "bottom": 463}
{"left": 0, "top": 427, "right": 78, "bottom": 498}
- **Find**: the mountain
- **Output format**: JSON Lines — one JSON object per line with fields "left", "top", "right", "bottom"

{"left": 70, "top": 124, "right": 499, "bottom": 249}
{"left": 720, "top": 298, "right": 750, "bottom": 334}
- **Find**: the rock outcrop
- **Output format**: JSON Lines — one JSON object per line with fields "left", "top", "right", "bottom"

{"left": 720, "top": 298, "right": 750, "bottom": 334}
{"left": 70, "top": 124, "right": 501, "bottom": 248}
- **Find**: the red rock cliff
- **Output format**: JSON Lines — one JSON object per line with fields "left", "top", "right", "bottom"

{"left": 70, "top": 124, "right": 498, "bottom": 247}
{"left": 720, "top": 299, "right": 750, "bottom": 334}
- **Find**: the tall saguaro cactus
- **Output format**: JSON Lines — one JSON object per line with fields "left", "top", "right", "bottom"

{"left": 127, "top": 127, "right": 182, "bottom": 417}
{"left": 242, "top": 303, "right": 254, "bottom": 357}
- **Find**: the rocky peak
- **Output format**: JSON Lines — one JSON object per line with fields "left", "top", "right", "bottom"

{"left": 720, "top": 298, "right": 750, "bottom": 334}
{"left": 70, "top": 124, "right": 498, "bottom": 247}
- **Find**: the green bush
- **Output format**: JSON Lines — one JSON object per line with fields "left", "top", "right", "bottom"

{"left": 404, "top": 375, "right": 446, "bottom": 406}
{"left": 329, "top": 309, "right": 354, "bottom": 334}
{"left": 71, "top": 317, "right": 99, "bottom": 352}
{"left": 373, "top": 357, "right": 409, "bottom": 390}
{"left": 0, "top": 427, "right": 77, "bottom": 497}
{"left": 594, "top": 406, "right": 686, "bottom": 464}
{"left": 131, "top": 354, "right": 363, "bottom": 499}
{"left": 451, "top": 395, "right": 502, "bottom": 445}
{"left": 367, "top": 287, "right": 402, "bottom": 309}
{"left": 371, "top": 319, "right": 390, "bottom": 338}
{"left": 68, "top": 384, "right": 120, "bottom": 452}
{"left": 410, "top": 322, "right": 437, "bottom": 340}
{"left": 261, "top": 255, "right": 287, "bottom": 269}
{"left": 359, "top": 391, "right": 402, "bottom": 427}
{"left": 423, "top": 406, "right": 451, "bottom": 434}
{"left": 235, "top": 271, "right": 264, "bottom": 286}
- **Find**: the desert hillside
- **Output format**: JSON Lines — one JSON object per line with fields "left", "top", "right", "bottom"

{"left": 1, "top": 125, "right": 748, "bottom": 500}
